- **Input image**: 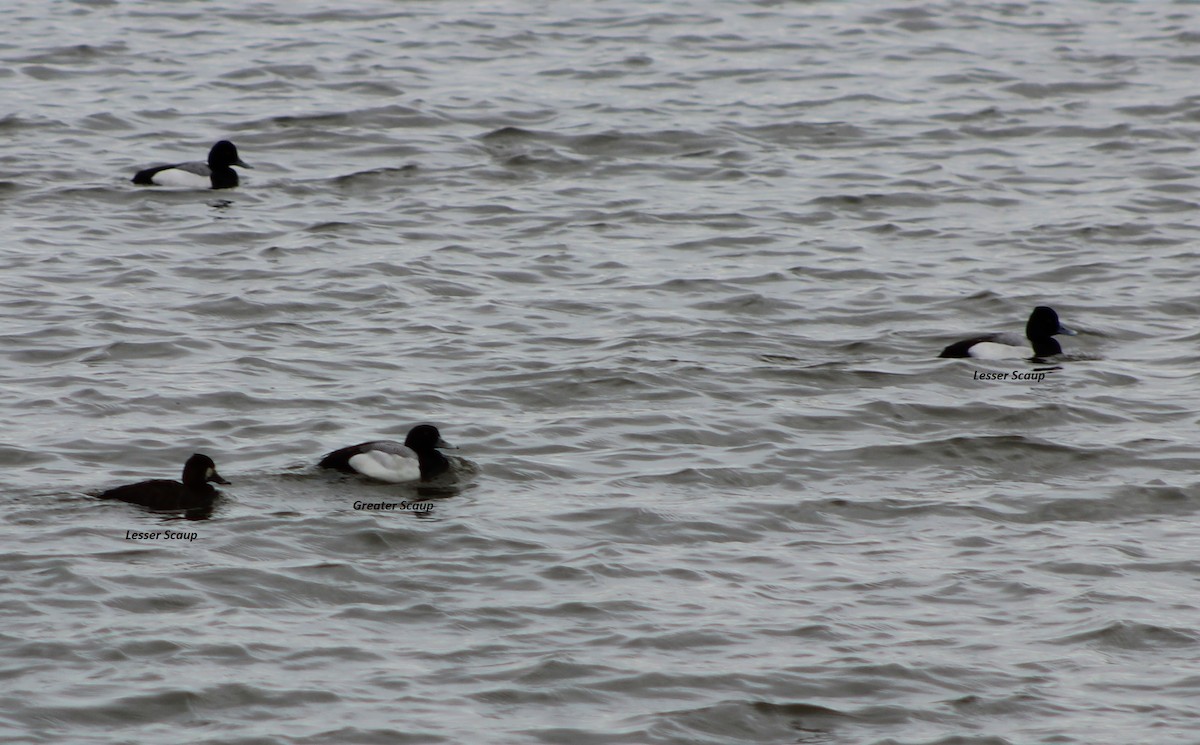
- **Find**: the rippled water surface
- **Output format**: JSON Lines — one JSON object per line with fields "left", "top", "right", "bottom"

{"left": 5, "top": 1, "right": 1200, "bottom": 743}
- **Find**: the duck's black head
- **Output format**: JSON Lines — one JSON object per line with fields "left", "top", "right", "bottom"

{"left": 1026, "top": 306, "right": 1076, "bottom": 340}
{"left": 404, "top": 424, "right": 454, "bottom": 453}
{"left": 208, "top": 140, "right": 250, "bottom": 169}
{"left": 181, "top": 453, "right": 230, "bottom": 488}
{"left": 1026, "top": 306, "right": 1077, "bottom": 357}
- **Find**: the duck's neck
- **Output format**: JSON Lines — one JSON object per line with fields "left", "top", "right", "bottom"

{"left": 210, "top": 166, "right": 239, "bottom": 189}
{"left": 416, "top": 449, "right": 449, "bottom": 480}
{"left": 1029, "top": 336, "right": 1062, "bottom": 358}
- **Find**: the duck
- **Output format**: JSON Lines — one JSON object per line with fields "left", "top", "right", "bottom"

{"left": 939, "top": 306, "right": 1077, "bottom": 360}
{"left": 97, "top": 453, "right": 230, "bottom": 510}
{"left": 319, "top": 424, "right": 455, "bottom": 483}
{"left": 132, "top": 140, "right": 251, "bottom": 190}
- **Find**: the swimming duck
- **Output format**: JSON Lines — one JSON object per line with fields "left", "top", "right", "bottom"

{"left": 319, "top": 424, "right": 454, "bottom": 483}
{"left": 132, "top": 140, "right": 251, "bottom": 189}
{"left": 939, "top": 306, "right": 1076, "bottom": 360}
{"left": 98, "top": 453, "right": 230, "bottom": 510}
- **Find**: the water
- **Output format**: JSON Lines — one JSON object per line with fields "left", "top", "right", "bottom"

{"left": 4, "top": 1, "right": 1200, "bottom": 742}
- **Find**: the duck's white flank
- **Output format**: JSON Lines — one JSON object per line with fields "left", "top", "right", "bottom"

{"left": 966, "top": 341, "right": 1030, "bottom": 359}
{"left": 347, "top": 448, "right": 422, "bottom": 483}
{"left": 148, "top": 167, "right": 213, "bottom": 188}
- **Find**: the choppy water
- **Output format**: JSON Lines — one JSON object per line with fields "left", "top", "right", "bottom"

{"left": 4, "top": 1, "right": 1200, "bottom": 743}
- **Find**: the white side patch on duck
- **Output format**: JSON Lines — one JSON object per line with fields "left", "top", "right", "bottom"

{"left": 150, "top": 167, "right": 213, "bottom": 188}
{"left": 348, "top": 449, "right": 422, "bottom": 483}
{"left": 967, "top": 341, "right": 1029, "bottom": 360}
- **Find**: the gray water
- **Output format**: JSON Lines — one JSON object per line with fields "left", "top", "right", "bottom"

{"left": 4, "top": 1, "right": 1200, "bottom": 743}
